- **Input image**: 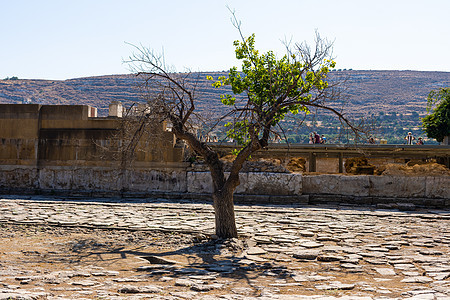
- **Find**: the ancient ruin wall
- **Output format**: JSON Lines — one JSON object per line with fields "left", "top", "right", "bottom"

{"left": 0, "top": 104, "right": 448, "bottom": 206}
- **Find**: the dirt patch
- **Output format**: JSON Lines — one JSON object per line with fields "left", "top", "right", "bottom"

{"left": 344, "top": 157, "right": 377, "bottom": 175}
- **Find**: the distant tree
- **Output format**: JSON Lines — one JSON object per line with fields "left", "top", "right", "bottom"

{"left": 127, "top": 15, "right": 362, "bottom": 238}
{"left": 422, "top": 88, "right": 450, "bottom": 143}
{"left": 4, "top": 76, "right": 19, "bottom": 80}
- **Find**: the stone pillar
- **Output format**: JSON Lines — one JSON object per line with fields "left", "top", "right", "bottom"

{"left": 442, "top": 136, "right": 449, "bottom": 146}
{"left": 88, "top": 106, "right": 97, "bottom": 118}
{"left": 309, "top": 153, "right": 317, "bottom": 172}
{"left": 109, "top": 101, "right": 123, "bottom": 117}
{"left": 338, "top": 152, "right": 344, "bottom": 173}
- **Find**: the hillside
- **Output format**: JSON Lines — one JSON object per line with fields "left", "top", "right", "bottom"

{"left": 1, "top": 70, "right": 449, "bottom": 115}
{"left": 1, "top": 70, "right": 449, "bottom": 143}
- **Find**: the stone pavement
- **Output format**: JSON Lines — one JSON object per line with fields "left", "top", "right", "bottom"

{"left": 0, "top": 195, "right": 450, "bottom": 299}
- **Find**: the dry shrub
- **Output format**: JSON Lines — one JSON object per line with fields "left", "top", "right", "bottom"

{"left": 406, "top": 159, "right": 431, "bottom": 167}
{"left": 218, "top": 155, "right": 289, "bottom": 173}
{"left": 344, "top": 157, "right": 376, "bottom": 175}
{"left": 345, "top": 157, "right": 368, "bottom": 173}
{"left": 285, "top": 157, "right": 306, "bottom": 172}
{"left": 382, "top": 163, "right": 450, "bottom": 176}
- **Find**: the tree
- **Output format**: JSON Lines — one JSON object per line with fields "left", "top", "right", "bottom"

{"left": 127, "top": 21, "right": 359, "bottom": 239}
{"left": 422, "top": 88, "right": 450, "bottom": 143}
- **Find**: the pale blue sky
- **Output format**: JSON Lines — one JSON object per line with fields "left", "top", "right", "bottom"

{"left": 1, "top": 0, "right": 449, "bottom": 80}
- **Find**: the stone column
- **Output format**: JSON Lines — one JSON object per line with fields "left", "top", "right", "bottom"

{"left": 309, "top": 153, "right": 317, "bottom": 172}
{"left": 109, "top": 101, "right": 123, "bottom": 117}
{"left": 442, "top": 136, "right": 449, "bottom": 146}
{"left": 338, "top": 152, "right": 344, "bottom": 173}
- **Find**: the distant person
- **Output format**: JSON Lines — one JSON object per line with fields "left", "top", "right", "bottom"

{"left": 309, "top": 133, "right": 314, "bottom": 144}
{"left": 416, "top": 137, "right": 424, "bottom": 145}
{"left": 320, "top": 135, "right": 326, "bottom": 144}
{"left": 314, "top": 132, "right": 321, "bottom": 144}
{"left": 368, "top": 136, "right": 375, "bottom": 144}
{"left": 404, "top": 132, "right": 415, "bottom": 145}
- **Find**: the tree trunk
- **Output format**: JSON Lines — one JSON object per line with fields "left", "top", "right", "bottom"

{"left": 212, "top": 189, "right": 238, "bottom": 238}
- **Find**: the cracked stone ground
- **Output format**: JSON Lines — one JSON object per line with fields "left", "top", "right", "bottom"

{"left": 0, "top": 196, "right": 449, "bottom": 299}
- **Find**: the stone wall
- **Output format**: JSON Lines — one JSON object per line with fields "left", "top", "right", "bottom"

{"left": 302, "top": 174, "right": 449, "bottom": 199}
{"left": 0, "top": 164, "right": 448, "bottom": 207}
{"left": 0, "top": 104, "right": 185, "bottom": 167}
{"left": 1, "top": 104, "right": 449, "bottom": 207}
{"left": 0, "top": 165, "right": 301, "bottom": 196}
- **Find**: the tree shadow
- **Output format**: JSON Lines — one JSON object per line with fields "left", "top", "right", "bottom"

{"left": 23, "top": 232, "right": 295, "bottom": 296}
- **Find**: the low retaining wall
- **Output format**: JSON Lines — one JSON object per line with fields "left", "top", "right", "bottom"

{"left": 0, "top": 166, "right": 448, "bottom": 207}
{"left": 0, "top": 166, "right": 302, "bottom": 197}
{"left": 302, "top": 174, "right": 449, "bottom": 199}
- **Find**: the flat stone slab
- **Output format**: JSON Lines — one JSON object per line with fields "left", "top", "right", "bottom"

{"left": 245, "top": 247, "right": 266, "bottom": 255}
{"left": 299, "top": 241, "right": 324, "bottom": 248}
{"left": 375, "top": 268, "right": 397, "bottom": 276}
{"left": 118, "top": 285, "right": 162, "bottom": 294}
{"left": 401, "top": 276, "right": 433, "bottom": 283}
{"left": 293, "top": 250, "right": 321, "bottom": 260}
{"left": 315, "top": 281, "right": 356, "bottom": 290}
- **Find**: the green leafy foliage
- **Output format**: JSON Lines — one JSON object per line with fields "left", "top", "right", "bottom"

{"left": 422, "top": 88, "right": 450, "bottom": 142}
{"left": 207, "top": 33, "right": 336, "bottom": 146}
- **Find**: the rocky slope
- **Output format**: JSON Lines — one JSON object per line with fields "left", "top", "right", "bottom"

{"left": 1, "top": 70, "right": 449, "bottom": 117}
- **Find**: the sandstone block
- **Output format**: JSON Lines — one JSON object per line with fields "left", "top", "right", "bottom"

{"left": 369, "top": 176, "right": 426, "bottom": 198}
{"left": 38, "top": 168, "right": 56, "bottom": 190}
{"left": 0, "top": 166, "right": 39, "bottom": 189}
{"left": 425, "top": 176, "right": 450, "bottom": 199}
{"left": 129, "top": 170, "right": 187, "bottom": 193}
{"left": 187, "top": 172, "right": 212, "bottom": 193}
{"left": 303, "top": 175, "right": 369, "bottom": 196}
{"left": 244, "top": 172, "right": 302, "bottom": 195}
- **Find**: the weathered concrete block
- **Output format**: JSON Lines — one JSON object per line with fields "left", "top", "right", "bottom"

{"left": 38, "top": 168, "right": 55, "bottom": 190}
{"left": 128, "top": 169, "right": 187, "bottom": 193}
{"left": 52, "top": 168, "right": 74, "bottom": 190}
{"left": 71, "top": 168, "right": 95, "bottom": 190}
{"left": 187, "top": 172, "right": 213, "bottom": 193}
{"left": 186, "top": 172, "right": 301, "bottom": 195}
{"left": 243, "top": 172, "right": 302, "bottom": 195}
{"left": 425, "top": 176, "right": 450, "bottom": 199}
{"left": 303, "top": 175, "right": 369, "bottom": 196}
{"left": 0, "top": 166, "right": 39, "bottom": 189}
{"left": 369, "top": 176, "right": 426, "bottom": 198}
{"left": 92, "top": 168, "right": 121, "bottom": 191}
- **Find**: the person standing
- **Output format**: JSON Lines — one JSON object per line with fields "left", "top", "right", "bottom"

{"left": 405, "top": 132, "right": 415, "bottom": 145}
{"left": 314, "top": 132, "right": 321, "bottom": 144}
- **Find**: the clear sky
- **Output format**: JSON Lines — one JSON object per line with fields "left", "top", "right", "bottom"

{"left": 1, "top": 0, "right": 449, "bottom": 80}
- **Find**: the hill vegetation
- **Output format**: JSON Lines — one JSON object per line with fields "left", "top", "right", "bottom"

{"left": 1, "top": 70, "right": 449, "bottom": 144}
